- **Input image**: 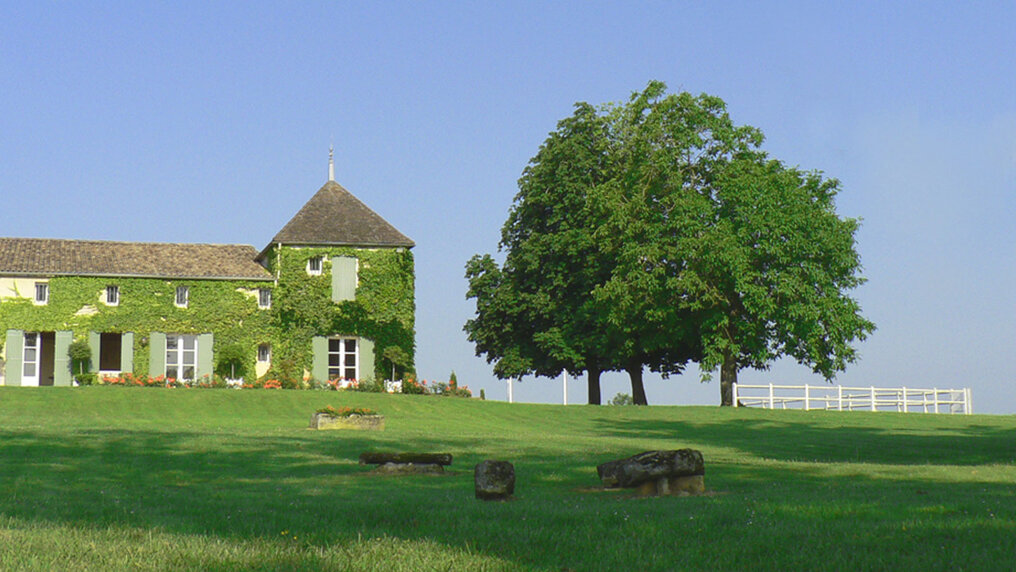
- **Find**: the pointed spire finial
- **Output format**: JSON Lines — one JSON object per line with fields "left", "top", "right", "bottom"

{"left": 328, "top": 145, "right": 335, "bottom": 181}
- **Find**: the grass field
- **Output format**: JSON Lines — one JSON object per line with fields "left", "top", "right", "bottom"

{"left": 0, "top": 387, "right": 1013, "bottom": 571}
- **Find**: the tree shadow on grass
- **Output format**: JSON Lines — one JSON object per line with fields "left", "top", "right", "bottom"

{"left": 590, "top": 411, "right": 1016, "bottom": 466}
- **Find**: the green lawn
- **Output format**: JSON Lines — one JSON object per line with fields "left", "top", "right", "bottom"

{"left": 0, "top": 387, "right": 1013, "bottom": 571}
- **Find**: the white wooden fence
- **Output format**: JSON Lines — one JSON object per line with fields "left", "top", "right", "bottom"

{"left": 732, "top": 383, "right": 973, "bottom": 414}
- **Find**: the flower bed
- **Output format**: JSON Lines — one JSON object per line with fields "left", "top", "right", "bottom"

{"left": 74, "top": 373, "right": 473, "bottom": 396}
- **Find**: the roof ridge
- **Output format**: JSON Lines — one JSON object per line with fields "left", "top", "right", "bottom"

{"left": 0, "top": 237, "right": 257, "bottom": 248}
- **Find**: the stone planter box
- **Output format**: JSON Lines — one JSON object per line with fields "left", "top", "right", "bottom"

{"left": 310, "top": 413, "right": 385, "bottom": 430}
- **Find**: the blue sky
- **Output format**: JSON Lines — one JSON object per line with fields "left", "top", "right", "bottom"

{"left": 2, "top": 2, "right": 1013, "bottom": 412}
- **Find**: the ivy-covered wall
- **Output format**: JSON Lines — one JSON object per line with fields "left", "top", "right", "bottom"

{"left": 262, "top": 244, "right": 415, "bottom": 381}
{"left": 0, "top": 276, "right": 273, "bottom": 377}
{"left": 0, "top": 245, "right": 415, "bottom": 385}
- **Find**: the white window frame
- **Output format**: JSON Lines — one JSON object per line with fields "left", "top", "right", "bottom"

{"left": 106, "top": 285, "right": 119, "bottom": 306}
{"left": 327, "top": 337, "right": 358, "bottom": 381}
{"left": 307, "top": 256, "right": 323, "bottom": 275}
{"left": 175, "top": 286, "right": 189, "bottom": 308}
{"left": 34, "top": 282, "right": 48, "bottom": 305}
{"left": 258, "top": 288, "right": 271, "bottom": 309}
{"left": 22, "top": 332, "right": 40, "bottom": 386}
{"left": 257, "top": 343, "right": 271, "bottom": 363}
{"left": 165, "top": 334, "right": 198, "bottom": 381}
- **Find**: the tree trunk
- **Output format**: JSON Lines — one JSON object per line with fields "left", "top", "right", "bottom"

{"left": 587, "top": 367, "right": 602, "bottom": 405}
{"left": 720, "top": 352, "right": 737, "bottom": 406}
{"left": 627, "top": 361, "right": 648, "bottom": 406}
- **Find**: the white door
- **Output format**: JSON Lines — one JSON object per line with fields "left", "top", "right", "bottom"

{"left": 22, "top": 332, "right": 40, "bottom": 387}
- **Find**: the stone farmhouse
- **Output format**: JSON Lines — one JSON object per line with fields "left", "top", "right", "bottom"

{"left": 0, "top": 160, "right": 414, "bottom": 387}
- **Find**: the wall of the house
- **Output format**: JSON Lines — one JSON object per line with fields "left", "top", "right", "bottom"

{"left": 0, "top": 277, "right": 46, "bottom": 300}
{"left": 0, "top": 275, "right": 273, "bottom": 384}
{"left": 261, "top": 244, "right": 415, "bottom": 382}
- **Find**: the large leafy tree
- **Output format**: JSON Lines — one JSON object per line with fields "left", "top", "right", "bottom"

{"left": 600, "top": 82, "right": 875, "bottom": 405}
{"left": 466, "top": 96, "right": 704, "bottom": 405}
{"left": 467, "top": 81, "right": 873, "bottom": 406}
{"left": 465, "top": 103, "right": 620, "bottom": 403}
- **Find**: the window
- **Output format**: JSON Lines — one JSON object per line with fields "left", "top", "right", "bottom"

{"left": 327, "top": 337, "right": 358, "bottom": 380}
{"left": 106, "top": 285, "right": 119, "bottom": 306}
{"left": 22, "top": 332, "right": 38, "bottom": 379}
{"left": 165, "top": 334, "right": 197, "bottom": 381}
{"left": 175, "top": 286, "right": 189, "bottom": 308}
{"left": 307, "top": 256, "right": 323, "bottom": 275}
{"left": 99, "top": 332, "right": 122, "bottom": 371}
{"left": 258, "top": 288, "right": 272, "bottom": 309}
{"left": 34, "top": 282, "right": 48, "bottom": 304}
{"left": 257, "top": 343, "right": 271, "bottom": 363}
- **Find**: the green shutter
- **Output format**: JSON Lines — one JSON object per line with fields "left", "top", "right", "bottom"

{"left": 359, "top": 337, "right": 375, "bottom": 382}
{"left": 149, "top": 332, "right": 166, "bottom": 377}
{"left": 312, "top": 336, "right": 328, "bottom": 382}
{"left": 54, "top": 331, "right": 73, "bottom": 387}
{"left": 5, "top": 330, "right": 24, "bottom": 386}
{"left": 121, "top": 332, "right": 134, "bottom": 374}
{"left": 197, "top": 333, "right": 214, "bottom": 379}
{"left": 88, "top": 331, "right": 101, "bottom": 373}
{"left": 331, "top": 256, "right": 357, "bottom": 302}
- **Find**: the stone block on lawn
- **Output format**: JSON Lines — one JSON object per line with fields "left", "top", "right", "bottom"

{"left": 474, "top": 460, "right": 515, "bottom": 501}
{"left": 310, "top": 413, "right": 385, "bottom": 431}
{"left": 597, "top": 450, "right": 705, "bottom": 496}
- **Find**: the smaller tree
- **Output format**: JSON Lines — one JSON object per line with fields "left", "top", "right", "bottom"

{"left": 382, "top": 346, "right": 411, "bottom": 381}
{"left": 609, "top": 392, "right": 634, "bottom": 406}
{"left": 215, "top": 344, "right": 248, "bottom": 380}
{"left": 68, "top": 339, "right": 92, "bottom": 375}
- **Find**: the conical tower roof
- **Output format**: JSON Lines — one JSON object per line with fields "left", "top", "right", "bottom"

{"left": 269, "top": 180, "right": 414, "bottom": 248}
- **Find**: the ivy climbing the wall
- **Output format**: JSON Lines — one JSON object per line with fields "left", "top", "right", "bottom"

{"left": 264, "top": 244, "right": 415, "bottom": 382}
{"left": 0, "top": 275, "right": 273, "bottom": 378}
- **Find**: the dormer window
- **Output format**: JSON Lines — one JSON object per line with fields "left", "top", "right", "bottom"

{"left": 307, "top": 256, "right": 323, "bottom": 275}
{"left": 34, "top": 282, "right": 48, "bottom": 305}
{"left": 105, "top": 285, "right": 119, "bottom": 306}
{"left": 175, "top": 286, "right": 189, "bottom": 308}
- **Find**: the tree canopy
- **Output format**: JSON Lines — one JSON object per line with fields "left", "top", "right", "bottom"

{"left": 465, "top": 102, "right": 620, "bottom": 403}
{"left": 465, "top": 81, "right": 874, "bottom": 405}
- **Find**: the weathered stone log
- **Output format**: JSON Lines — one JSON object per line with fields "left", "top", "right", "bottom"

{"left": 359, "top": 452, "right": 453, "bottom": 466}
{"left": 474, "top": 460, "right": 515, "bottom": 501}
{"left": 597, "top": 450, "right": 704, "bottom": 489}
{"left": 373, "top": 462, "right": 445, "bottom": 475}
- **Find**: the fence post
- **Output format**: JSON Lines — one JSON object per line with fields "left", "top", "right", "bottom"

{"left": 902, "top": 386, "right": 907, "bottom": 413}
{"left": 732, "top": 383, "right": 738, "bottom": 408}
{"left": 870, "top": 387, "right": 876, "bottom": 412}
{"left": 805, "top": 384, "right": 810, "bottom": 411}
{"left": 966, "top": 388, "right": 973, "bottom": 415}
{"left": 837, "top": 385, "right": 843, "bottom": 411}
{"left": 769, "top": 383, "right": 774, "bottom": 409}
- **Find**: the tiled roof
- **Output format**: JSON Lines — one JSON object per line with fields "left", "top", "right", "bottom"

{"left": 269, "top": 181, "right": 415, "bottom": 248}
{"left": 0, "top": 238, "right": 272, "bottom": 280}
